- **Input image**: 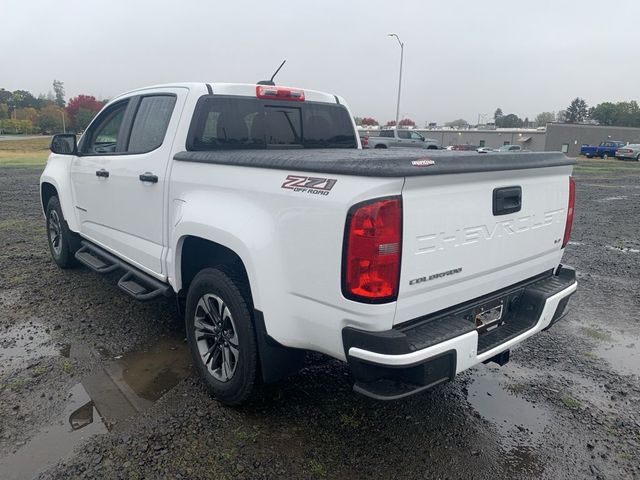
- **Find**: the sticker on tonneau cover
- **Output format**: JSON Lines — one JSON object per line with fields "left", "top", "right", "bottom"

{"left": 411, "top": 158, "right": 435, "bottom": 167}
{"left": 281, "top": 175, "right": 337, "bottom": 196}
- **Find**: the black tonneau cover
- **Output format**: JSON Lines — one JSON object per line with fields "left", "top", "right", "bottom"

{"left": 174, "top": 150, "right": 574, "bottom": 177}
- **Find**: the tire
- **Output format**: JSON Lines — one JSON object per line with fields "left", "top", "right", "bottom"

{"left": 602, "top": 153, "right": 608, "bottom": 160}
{"left": 636, "top": 153, "right": 640, "bottom": 162}
{"left": 374, "top": 144, "right": 387, "bottom": 149}
{"left": 45, "top": 196, "right": 78, "bottom": 268}
{"left": 185, "top": 268, "right": 258, "bottom": 405}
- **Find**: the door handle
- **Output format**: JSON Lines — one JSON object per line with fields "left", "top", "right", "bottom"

{"left": 493, "top": 186, "right": 522, "bottom": 216}
{"left": 96, "top": 169, "right": 109, "bottom": 178}
{"left": 139, "top": 172, "right": 158, "bottom": 183}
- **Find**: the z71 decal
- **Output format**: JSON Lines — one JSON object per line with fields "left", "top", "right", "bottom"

{"left": 281, "top": 175, "right": 337, "bottom": 196}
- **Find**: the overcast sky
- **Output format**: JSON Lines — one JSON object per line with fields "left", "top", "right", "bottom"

{"left": 2, "top": 0, "right": 639, "bottom": 125}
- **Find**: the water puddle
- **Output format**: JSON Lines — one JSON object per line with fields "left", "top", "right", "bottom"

{"left": 595, "top": 331, "right": 640, "bottom": 377}
{"left": 599, "top": 196, "right": 627, "bottom": 202}
{"left": 75, "top": 336, "right": 192, "bottom": 428}
{"left": 0, "top": 383, "right": 107, "bottom": 480}
{"left": 0, "top": 322, "right": 58, "bottom": 376}
{"left": 467, "top": 366, "right": 551, "bottom": 448}
{"left": 0, "top": 336, "right": 192, "bottom": 479}
{"left": 605, "top": 245, "right": 640, "bottom": 254}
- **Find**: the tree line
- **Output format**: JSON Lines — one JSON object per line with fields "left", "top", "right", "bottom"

{"left": 0, "top": 80, "right": 105, "bottom": 135}
{"left": 355, "top": 97, "right": 640, "bottom": 130}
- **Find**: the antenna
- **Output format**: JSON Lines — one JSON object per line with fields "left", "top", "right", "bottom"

{"left": 257, "top": 60, "right": 286, "bottom": 86}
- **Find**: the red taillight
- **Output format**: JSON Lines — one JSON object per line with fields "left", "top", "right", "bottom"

{"left": 256, "top": 85, "right": 305, "bottom": 101}
{"left": 562, "top": 176, "right": 576, "bottom": 248}
{"left": 343, "top": 197, "right": 402, "bottom": 303}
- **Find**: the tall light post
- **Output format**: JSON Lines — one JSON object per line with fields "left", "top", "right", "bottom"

{"left": 388, "top": 33, "right": 404, "bottom": 128}
{"left": 60, "top": 111, "right": 66, "bottom": 133}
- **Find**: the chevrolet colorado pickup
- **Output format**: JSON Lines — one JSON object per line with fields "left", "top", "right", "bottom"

{"left": 41, "top": 82, "right": 577, "bottom": 405}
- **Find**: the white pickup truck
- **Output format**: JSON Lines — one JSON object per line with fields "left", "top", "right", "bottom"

{"left": 41, "top": 82, "right": 577, "bottom": 405}
{"left": 367, "top": 128, "right": 440, "bottom": 149}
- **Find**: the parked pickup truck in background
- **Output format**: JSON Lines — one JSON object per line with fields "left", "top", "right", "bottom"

{"left": 41, "top": 82, "right": 577, "bottom": 405}
{"left": 580, "top": 141, "right": 626, "bottom": 158}
{"left": 368, "top": 128, "right": 440, "bottom": 149}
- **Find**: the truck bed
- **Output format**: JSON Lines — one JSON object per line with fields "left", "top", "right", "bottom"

{"left": 174, "top": 150, "right": 574, "bottom": 177}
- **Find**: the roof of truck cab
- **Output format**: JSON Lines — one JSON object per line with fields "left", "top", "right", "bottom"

{"left": 116, "top": 82, "right": 340, "bottom": 104}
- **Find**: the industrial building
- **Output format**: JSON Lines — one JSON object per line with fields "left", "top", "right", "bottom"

{"left": 360, "top": 124, "right": 640, "bottom": 156}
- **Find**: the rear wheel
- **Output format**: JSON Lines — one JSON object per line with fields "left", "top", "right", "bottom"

{"left": 636, "top": 153, "right": 640, "bottom": 161}
{"left": 185, "top": 268, "right": 258, "bottom": 405}
{"left": 374, "top": 144, "right": 387, "bottom": 149}
{"left": 602, "top": 153, "right": 609, "bottom": 160}
{"left": 45, "top": 196, "right": 78, "bottom": 268}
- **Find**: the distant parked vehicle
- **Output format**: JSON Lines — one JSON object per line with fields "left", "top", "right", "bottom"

{"left": 580, "top": 141, "right": 626, "bottom": 159}
{"left": 495, "top": 144, "right": 524, "bottom": 152}
{"left": 451, "top": 144, "right": 479, "bottom": 151}
{"left": 477, "top": 147, "right": 493, "bottom": 154}
{"left": 368, "top": 129, "right": 440, "bottom": 149}
{"left": 615, "top": 144, "right": 640, "bottom": 161}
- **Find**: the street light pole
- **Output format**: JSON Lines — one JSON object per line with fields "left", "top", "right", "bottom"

{"left": 388, "top": 33, "right": 404, "bottom": 128}
{"left": 61, "top": 111, "right": 66, "bottom": 134}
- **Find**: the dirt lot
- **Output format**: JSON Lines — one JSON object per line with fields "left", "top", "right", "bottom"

{"left": 0, "top": 158, "right": 639, "bottom": 480}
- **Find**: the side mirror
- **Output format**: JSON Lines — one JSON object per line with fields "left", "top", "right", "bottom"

{"left": 50, "top": 134, "right": 78, "bottom": 155}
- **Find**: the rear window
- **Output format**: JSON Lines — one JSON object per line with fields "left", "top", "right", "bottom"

{"left": 187, "top": 96, "right": 357, "bottom": 150}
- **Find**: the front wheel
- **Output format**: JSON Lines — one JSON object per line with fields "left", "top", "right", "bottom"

{"left": 185, "top": 268, "right": 258, "bottom": 405}
{"left": 602, "top": 153, "right": 608, "bottom": 160}
{"left": 45, "top": 196, "right": 78, "bottom": 268}
{"left": 636, "top": 153, "right": 640, "bottom": 162}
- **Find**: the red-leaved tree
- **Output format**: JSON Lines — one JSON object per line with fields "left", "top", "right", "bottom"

{"left": 361, "top": 117, "right": 379, "bottom": 126}
{"left": 385, "top": 120, "right": 397, "bottom": 127}
{"left": 66, "top": 95, "right": 105, "bottom": 130}
{"left": 398, "top": 118, "right": 416, "bottom": 127}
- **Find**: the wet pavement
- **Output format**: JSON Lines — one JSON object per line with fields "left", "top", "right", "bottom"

{"left": 1, "top": 158, "right": 639, "bottom": 479}
{"left": 0, "top": 334, "right": 191, "bottom": 478}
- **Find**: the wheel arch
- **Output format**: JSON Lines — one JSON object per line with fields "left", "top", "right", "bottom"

{"left": 41, "top": 182, "right": 58, "bottom": 214}
{"left": 176, "top": 234, "right": 305, "bottom": 383}
{"left": 177, "top": 235, "right": 254, "bottom": 308}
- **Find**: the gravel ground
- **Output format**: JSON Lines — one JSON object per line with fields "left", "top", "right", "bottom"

{"left": 0, "top": 159, "right": 638, "bottom": 480}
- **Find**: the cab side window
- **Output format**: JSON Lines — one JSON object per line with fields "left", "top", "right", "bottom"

{"left": 127, "top": 95, "right": 176, "bottom": 153}
{"left": 81, "top": 101, "right": 129, "bottom": 155}
{"left": 410, "top": 131, "right": 423, "bottom": 140}
{"left": 397, "top": 130, "right": 410, "bottom": 139}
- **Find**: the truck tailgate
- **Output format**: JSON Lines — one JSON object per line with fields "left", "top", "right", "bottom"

{"left": 395, "top": 165, "right": 573, "bottom": 325}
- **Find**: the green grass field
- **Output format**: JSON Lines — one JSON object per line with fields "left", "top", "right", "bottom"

{"left": 573, "top": 156, "right": 640, "bottom": 173}
{"left": 0, "top": 137, "right": 51, "bottom": 167}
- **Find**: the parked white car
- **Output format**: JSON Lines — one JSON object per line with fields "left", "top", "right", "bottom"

{"left": 41, "top": 82, "right": 577, "bottom": 404}
{"left": 615, "top": 144, "right": 640, "bottom": 161}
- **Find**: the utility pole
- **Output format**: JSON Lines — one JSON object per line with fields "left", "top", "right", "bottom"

{"left": 388, "top": 33, "right": 404, "bottom": 128}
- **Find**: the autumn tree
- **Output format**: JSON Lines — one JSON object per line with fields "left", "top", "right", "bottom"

{"left": 66, "top": 95, "right": 104, "bottom": 130}
{"left": 398, "top": 118, "right": 415, "bottom": 127}
{"left": 361, "top": 117, "right": 379, "bottom": 126}
{"left": 385, "top": 120, "right": 397, "bottom": 127}
{"left": 39, "top": 104, "right": 67, "bottom": 133}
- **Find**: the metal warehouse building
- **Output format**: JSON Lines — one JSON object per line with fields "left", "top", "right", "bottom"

{"left": 361, "top": 124, "right": 640, "bottom": 156}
